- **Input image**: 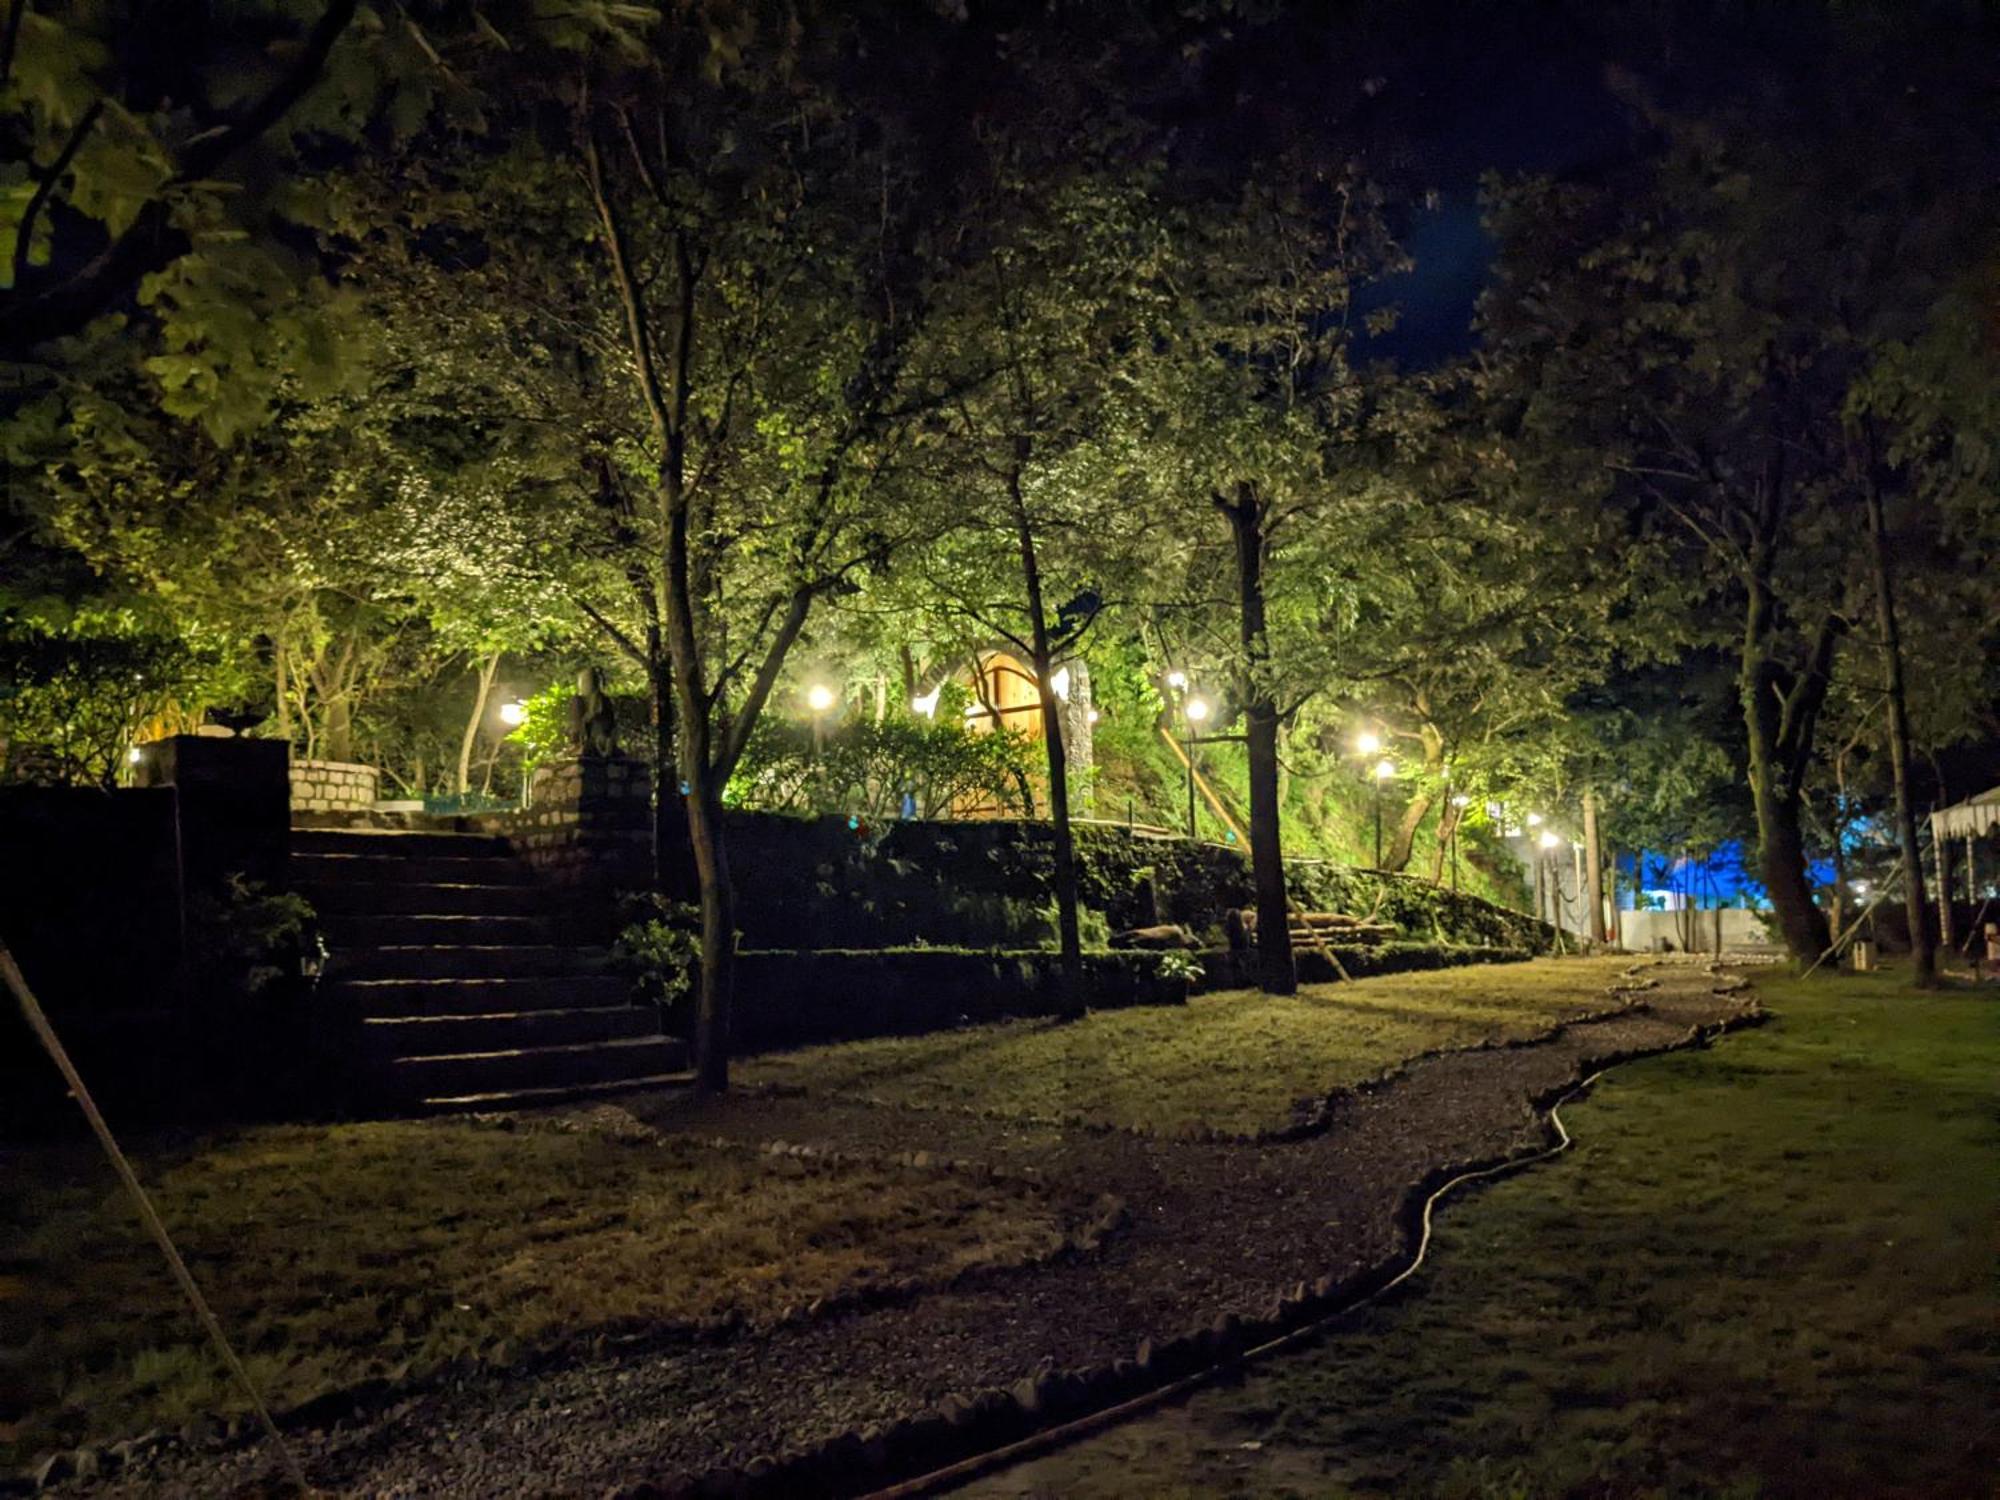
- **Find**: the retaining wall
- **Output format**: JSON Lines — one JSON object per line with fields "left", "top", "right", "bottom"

{"left": 731, "top": 948, "right": 1184, "bottom": 1053}
{"left": 289, "top": 758, "right": 379, "bottom": 815}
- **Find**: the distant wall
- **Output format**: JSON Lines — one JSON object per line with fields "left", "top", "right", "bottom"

{"left": 1619, "top": 908, "right": 1770, "bottom": 954}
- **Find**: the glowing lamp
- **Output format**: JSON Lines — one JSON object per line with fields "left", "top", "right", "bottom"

{"left": 1539, "top": 830, "right": 1561, "bottom": 849}
{"left": 127, "top": 745, "right": 143, "bottom": 765}
{"left": 498, "top": 700, "right": 527, "bottom": 727}
{"left": 1373, "top": 758, "right": 1396, "bottom": 781}
{"left": 1185, "top": 697, "right": 1211, "bottom": 724}
{"left": 1526, "top": 812, "right": 1545, "bottom": 827}
{"left": 1165, "top": 670, "right": 1189, "bottom": 691}
{"left": 806, "top": 684, "right": 836, "bottom": 713}
{"left": 1354, "top": 730, "right": 1382, "bottom": 756}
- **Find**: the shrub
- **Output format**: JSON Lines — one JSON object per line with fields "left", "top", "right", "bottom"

{"left": 727, "top": 708, "right": 1037, "bottom": 820}
{"left": 0, "top": 610, "right": 219, "bottom": 788}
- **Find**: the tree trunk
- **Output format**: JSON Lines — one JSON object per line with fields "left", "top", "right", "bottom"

{"left": 456, "top": 651, "right": 502, "bottom": 797}
{"left": 1380, "top": 792, "right": 1433, "bottom": 875}
{"left": 1863, "top": 476, "right": 1935, "bottom": 984}
{"left": 646, "top": 620, "right": 687, "bottom": 902}
{"left": 685, "top": 776, "right": 734, "bottom": 1091}
{"left": 1011, "top": 477, "right": 1083, "bottom": 995}
{"left": 1219, "top": 485, "right": 1295, "bottom": 996}
{"left": 1739, "top": 577, "right": 1835, "bottom": 966}
{"left": 1582, "top": 786, "right": 1606, "bottom": 943}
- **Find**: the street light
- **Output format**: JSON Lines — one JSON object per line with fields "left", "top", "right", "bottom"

{"left": 1354, "top": 729, "right": 1382, "bottom": 756}
{"left": 1371, "top": 756, "right": 1395, "bottom": 868}
{"left": 498, "top": 700, "right": 527, "bottom": 727}
{"left": 1183, "top": 696, "right": 1210, "bottom": 838}
{"left": 806, "top": 682, "right": 835, "bottom": 761}
{"left": 1165, "top": 670, "right": 1188, "bottom": 691}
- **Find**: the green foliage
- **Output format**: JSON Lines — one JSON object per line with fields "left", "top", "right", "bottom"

{"left": 613, "top": 893, "right": 701, "bottom": 1018}
{"left": 1152, "top": 948, "right": 1204, "bottom": 985}
{"left": 727, "top": 712, "right": 1037, "bottom": 821}
{"left": 179, "top": 876, "right": 317, "bottom": 1007}
{"left": 0, "top": 609, "right": 218, "bottom": 787}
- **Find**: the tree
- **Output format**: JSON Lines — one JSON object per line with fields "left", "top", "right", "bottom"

{"left": 1478, "top": 17, "right": 1994, "bottom": 966}
{"left": 441, "top": 5, "right": 1016, "bottom": 1090}
{"left": 1140, "top": 160, "right": 1404, "bottom": 992}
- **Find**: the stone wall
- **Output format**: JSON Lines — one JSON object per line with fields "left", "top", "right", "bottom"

{"left": 289, "top": 758, "right": 379, "bottom": 815}
{"left": 733, "top": 948, "right": 1184, "bottom": 1052}
{"left": 471, "top": 757, "right": 652, "bottom": 916}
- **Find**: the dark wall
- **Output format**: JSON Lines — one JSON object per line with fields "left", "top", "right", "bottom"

{"left": 732, "top": 948, "right": 1183, "bottom": 1053}
{"left": 0, "top": 786, "right": 182, "bottom": 1012}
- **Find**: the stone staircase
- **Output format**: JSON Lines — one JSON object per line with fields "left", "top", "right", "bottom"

{"left": 292, "top": 826, "right": 689, "bottom": 1111}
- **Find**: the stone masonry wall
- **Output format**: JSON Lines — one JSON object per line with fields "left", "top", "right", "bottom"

{"left": 472, "top": 756, "right": 651, "bottom": 894}
{"left": 290, "top": 759, "right": 379, "bottom": 814}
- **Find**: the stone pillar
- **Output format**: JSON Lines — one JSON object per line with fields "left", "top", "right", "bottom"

{"left": 131, "top": 735, "right": 291, "bottom": 890}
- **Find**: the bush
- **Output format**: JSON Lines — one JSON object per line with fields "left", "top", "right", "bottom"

{"left": 727, "top": 707, "right": 1037, "bottom": 820}
{"left": 0, "top": 610, "right": 219, "bottom": 788}
{"left": 612, "top": 891, "right": 700, "bottom": 1028}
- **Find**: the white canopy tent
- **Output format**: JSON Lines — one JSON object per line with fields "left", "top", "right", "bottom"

{"left": 1930, "top": 787, "right": 2000, "bottom": 843}
{"left": 1930, "top": 787, "right": 2000, "bottom": 951}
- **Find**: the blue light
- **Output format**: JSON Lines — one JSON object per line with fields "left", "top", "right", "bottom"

{"left": 847, "top": 815, "right": 859, "bottom": 830}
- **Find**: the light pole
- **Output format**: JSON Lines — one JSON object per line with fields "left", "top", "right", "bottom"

{"left": 1539, "top": 829, "right": 1561, "bottom": 927}
{"left": 1183, "top": 696, "right": 1210, "bottom": 838}
{"left": 1449, "top": 793, "right": 1470, "bottom": 892}
{"left": 1372, "top": 757, "right": 1395, "bottom": 868}
{"left": 806, "top": 684, "right": 835, "bottom": 804}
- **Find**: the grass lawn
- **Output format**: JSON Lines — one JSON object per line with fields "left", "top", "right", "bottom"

{"left": 970, "top": 967, "right": 2000, "bottom": 1499}
{"left": 741, "top": 956, "right": 1641, "bottom": 1137}
{"left": 0, "top": 1116, "right": 1078, "bottom": 1466}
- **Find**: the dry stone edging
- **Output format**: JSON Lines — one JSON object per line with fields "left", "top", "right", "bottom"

{"left": 613, "top": 992, "right": 1769, "bottom": 1500}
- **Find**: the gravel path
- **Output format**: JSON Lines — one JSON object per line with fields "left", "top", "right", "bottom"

{"left": 66, "top": 961, "right": 1754, "bottom": 1499}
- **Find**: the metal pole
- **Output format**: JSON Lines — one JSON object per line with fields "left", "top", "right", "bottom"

{"left": 1184, "top": 729, "right": 1196, "bottom": 840}
{"left": 1372, "top": 783, "right": 1382, "bottom": 868}
{"left": 1450, "top": 823, "right": 1459, "bottom": 892}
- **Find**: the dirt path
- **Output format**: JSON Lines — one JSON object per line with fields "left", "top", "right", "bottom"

{"left": 73, "top": 962, "right": 1753, "bottom": 1499}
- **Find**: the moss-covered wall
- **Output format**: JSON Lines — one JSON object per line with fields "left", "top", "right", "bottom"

{"left": 719, "top": 810, "right": 1549, "bottom": 954}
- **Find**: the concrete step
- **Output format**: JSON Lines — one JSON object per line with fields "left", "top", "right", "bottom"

{"left": 302, "top": 882, "right": 549, "bottom": 917}
{"left": 329, "top": 975, "right": 633, "bottom": 1017}
{"left": 293, "top": 828, "right": 513, "bottom": 858}
{"left": 330, "top": 945, "right": 613, "bottom": 981}
{"left": 319, "top": 912, "right": 556, "bottom": 947}
{"left": 417, "top": 1070, "right": 696, "bottom": 1114}
{"left": 292, "top": 852, "right": 535, "bottom": 887}
{"left": 376, "top": 1034, "right": 689, "bottom": 1100}
{"left": 360, "top": 1006, "right": 660, "bottom": 1057}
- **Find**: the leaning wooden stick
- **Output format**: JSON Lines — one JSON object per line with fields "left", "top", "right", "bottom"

{"left": 0, "top": 942, "right": 313, "bottom": 1495}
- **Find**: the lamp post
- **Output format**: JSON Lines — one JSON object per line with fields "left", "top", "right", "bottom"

{"left": 1372, "top": 757, "right": 1395, "bottom": 868}
{"left": 1449, "top": 793, "right": 1470, "bottom": 892}
{"left": 806, "top": 683, "right": 835, "bottom": 751}
{"left": 1539, "top": 828, "right": 1561, "bottom": 927}
{"left": 1183, "top": 696, "right": 1210, "bottom": 838}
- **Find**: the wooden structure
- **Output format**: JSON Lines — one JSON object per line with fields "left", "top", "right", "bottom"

{"left": 1929, "top": 786, "right": 2000, "bottom": 953}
